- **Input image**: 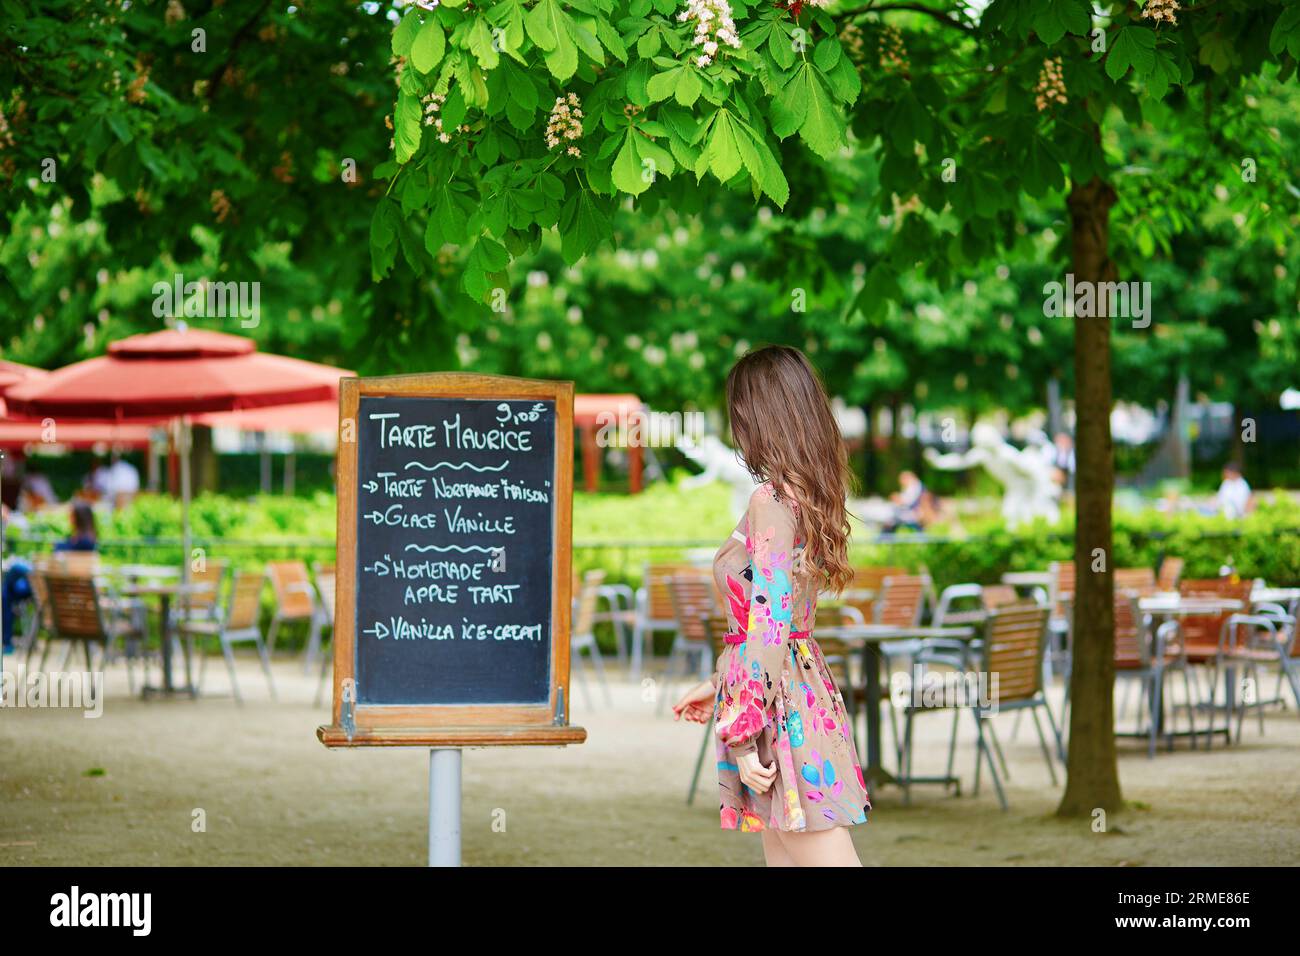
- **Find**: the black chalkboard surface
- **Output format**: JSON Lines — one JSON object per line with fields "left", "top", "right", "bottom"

{"left": 354, "top": 396, "right": 556, "bottom": 706}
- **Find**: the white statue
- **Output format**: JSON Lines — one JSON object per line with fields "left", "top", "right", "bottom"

{"left": 923, "top": 423, "right": 1061, "bottom": 527}
{"left": 679, "top": 434, "right": 763, "bottom": 517}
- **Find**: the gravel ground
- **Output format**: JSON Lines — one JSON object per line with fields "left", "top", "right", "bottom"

{"left": 3, "top": 650, "right": 1299, "bottom": 866}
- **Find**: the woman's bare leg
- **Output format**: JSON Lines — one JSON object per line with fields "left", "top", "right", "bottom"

{"left": 775, "top": 826, "right": 863, "bottom": 867}
{"left": 761, "top": 829, "right": 796, "bottom": 867}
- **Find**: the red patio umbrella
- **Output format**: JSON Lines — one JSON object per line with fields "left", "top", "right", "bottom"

{"left": 5, "top": 325, "right": 353, "bottom": 570}
{"left": 5, "top": 328, "right": 345, "bottom": 420}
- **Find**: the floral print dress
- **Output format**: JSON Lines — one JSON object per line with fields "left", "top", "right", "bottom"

{"left": 711, "top": 483, "right": 871, "bottom": 833}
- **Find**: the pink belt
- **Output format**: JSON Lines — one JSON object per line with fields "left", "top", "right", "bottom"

{"left": 723, "top": 630, "right": 812, "bottom": 646}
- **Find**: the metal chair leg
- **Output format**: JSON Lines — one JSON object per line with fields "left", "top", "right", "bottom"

{"left": 1030, "top": 708, "right": 1058, "bottom": 785}
{"left": 687, "top": 714, "right": 715, "bottom": 805}
{"left": 222, "top": 640, "right": 243, "bottom": 705}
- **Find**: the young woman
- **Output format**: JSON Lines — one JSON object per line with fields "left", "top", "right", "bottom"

{"left": 673, "top": 345, "right": 870, "bottom": 867}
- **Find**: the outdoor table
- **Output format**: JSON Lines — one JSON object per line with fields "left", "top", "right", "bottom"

{"left": 117, "top": 563, "right": 182, "bottom": 580}
{"left": 1000, "top": 571, "right": 1053, "bottom": 589}
{"left": 1136, "top": 594, "right": 1245, "bottom": 748}
{"left": 815, "top": 623, "right": 977, "bottom": 791}
{"left": 120, "top": 580, "right": 213, "bottom": 699}
{"left": 1252, "top": 586, "right": 1300, "bottom": 607}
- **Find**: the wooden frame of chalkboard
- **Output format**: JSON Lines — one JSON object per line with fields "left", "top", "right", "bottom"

{"left": 318, "top": 373, "right": 586, "bottom": 749}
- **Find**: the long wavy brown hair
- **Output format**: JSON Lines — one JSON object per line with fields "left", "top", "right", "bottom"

{"left": 726, "top": 345, "right": 853, "bottom": 594}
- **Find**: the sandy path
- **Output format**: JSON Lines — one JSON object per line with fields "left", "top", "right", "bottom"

{"left": 2, "top": 653, "right": 1299, "bottom": 866}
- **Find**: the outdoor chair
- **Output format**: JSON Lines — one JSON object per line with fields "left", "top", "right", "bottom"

{"left": 571, "top": 569, "right": 613, "bottom": 708}
{"left": 1114, "top": 567, "right": 1158, "bottom": 596}
{"left": 1157, "top": 556, "right": 1185, "bottom": 592}
{"left": 840, "top": 566, "right": 907, "bottom": 624}
{"left": 1113, "top": 590, "right": 1195, "bottom": 758}
{"left": 1263, "top": 596, "right": 1300, "bottom": 717}
{"left": 981, "top": 584, "right": 1019, "bottom": 610}
{"left": 40, "top": 572, "right": 148, "bottom": 693}
{"left": 628, "top": 562, "right": 697, "bottom": 683}
{"left": 686, "top": 613, "right": 730, "bottom": 806}
{"left": 591, "top": 580, "right": 637, "bottom": 673}
{"left": 182, "top": 570, "right": 276, "bottom": 704}
{"left": 173, "top": 559, "right": 228, "bottom": 629}
{"left": 659, "top": 571, "right": 717, "bottom": 714}
{"left": 812, "top": 603, "right": 865, "bottom": 753}
{"left": 1176, "top": 577, "right": 1254, "bottom": 716}
{"left": 312, "top": 562, "right": 338, "bottom": 706}
{"left": 265, "top": 560, "right": 323, "bottom": 668}
{"left": 900, "top": 600, "right": 1060, "bottom": 810}
{"left": 1204, "top": 606, "right": 1297, "bottom": 746}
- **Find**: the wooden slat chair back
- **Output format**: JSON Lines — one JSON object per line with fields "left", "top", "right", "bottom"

{"left": 668, "top": 573, "right": 717, "bottom": 645}
{"left": 45, "top": 573, "right": 107, "bottom": 641}
{"left": 702, "top": 613, "right": 730, "bottom": 661}
{"left": 48, "top": 551, "right": 100, "bottom": 576}
{"left": 1114, "top": 567, "right": 1157, "bottom": 597}
{"left": 187, "top": 559, "right": 228, "bottom": 613}
{"left": 1048, "top": 560, "right": 1076, "bottom": 616}
{"left": 572, "top": 569, "right": 606, "bottom": 636}
{"left": 981, "top": 600, "right": 1050, "bottom": 707}
{"left": 875, "top": 574, "right": 931, "bottom": 627}
{"left": 1157, "top": 556, "right": 1184, "bottom": 592}
{"left": 646, "top": 563, "right": 698, "bottom": 622}
{"left": 1113, "top": 591, "right": 1149, "bottom": 669}
{"left": 227, "top": 572, "right": 265, "bottom": 632}
{"left": 843, "top": 566, "right": 906, "bottom": 622}
{"left": 981, "top": 584, "right": 1019, "bottom": 610}
{"left": 813, "top": 605, "right": 859, "bottom": 660}
{"left": 266, "top": 560, "right": 315, "bottom": 620}
{"left": 314, "top": 567, "right": 338, "bottom": 626}
{"left": 1178, "top": 578, "right": 1254, "bottom": 660}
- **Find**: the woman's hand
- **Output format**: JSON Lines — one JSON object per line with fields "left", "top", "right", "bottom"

{"left": 671, "top": 680, "right": 715, "bottom": 724}
{"left": 737, "top": 751, "right": 777, "bottom": 793}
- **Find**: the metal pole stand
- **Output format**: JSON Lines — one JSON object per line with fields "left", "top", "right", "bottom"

{"left": 428, "top": 748, "right": 462, "bottom": 867}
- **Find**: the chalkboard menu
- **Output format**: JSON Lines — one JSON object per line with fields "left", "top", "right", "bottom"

{"left": 355, "top": 395, "right": 555, "bottom": 705}
{"left": 320, "top": 373, "right": 585, "bottom": 749}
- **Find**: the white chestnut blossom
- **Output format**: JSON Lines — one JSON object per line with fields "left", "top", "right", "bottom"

{"left": 677, "top": 0, "right": 741, "bottom": 68}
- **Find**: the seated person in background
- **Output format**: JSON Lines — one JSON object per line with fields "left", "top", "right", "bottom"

{"left": 84, "top": 456, "right": 112, "bottom": 502}
{"left": 2, "top": 502, "right": 99, "bottom": 651}
{"left": 885, "top": 470, "right": 927, "bottom": 533}
{"left": 55, "top": 501, "right": 99, "bottom": 552}
{"left": 1215, "top": 462, "right": 1252, "bottom": 519}
{"left": 18, "top": 467, "right": 58, "bottom": 512}
{"left": 108, "top": 454, "right": 141, "bottom": 508}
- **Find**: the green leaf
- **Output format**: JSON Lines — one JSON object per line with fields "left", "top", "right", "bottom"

{"left": 612, "top": 131, "right": 654, "bottom": 195}
{"left": 676, "top": 67, "right": 703, "bottom": 106}
{"left": 411, "top": 18, "right": 445, "bottom": 73}
{"left": 394, "top": 89, "right": 423, "bottom": 164}
{"left": 705, "top": 111, "right": 743, "bottom": 182}
{"left": 1269, "top": 5, "right": 1300, "bottom": 57}
{"left": 392, "top": 11, "right": 420, "bottom": 58}
{"left": 560, "top": 191, "right": 611, "bottom": 264}
{"left": 1105, "top": 26, "right": 1156, "bottom": 81}
{"left": 467, "top": 16, "right": 500, "bottom": 70}
{"left": 1034, "top": 1, "right": 1090, "bottom": 46}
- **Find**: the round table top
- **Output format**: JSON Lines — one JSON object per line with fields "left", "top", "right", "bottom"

{"left": 816, "top": 623, "right": 977, "bottom": 642}
{"left": 117, "top": 564, "right": 182, "bottom": 578}
{"left": 1001, "top": 571, "right": 1054, "bottom": 586}
{"left": 1139, "top": 594, "right": 1244, "bottom": 615}
{"left": 1253, "top": 587, "right": 1300, "bottom": 605}
{"left": 119, "top": 581, "right": 213, "bottom": 597}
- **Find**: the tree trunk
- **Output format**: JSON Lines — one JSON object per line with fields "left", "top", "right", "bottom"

{"left": 861, "top": 400, "right": 877, "bottom": 495}
{"left": 1058, "top": 175, "right": 1123, "bottom": 818}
